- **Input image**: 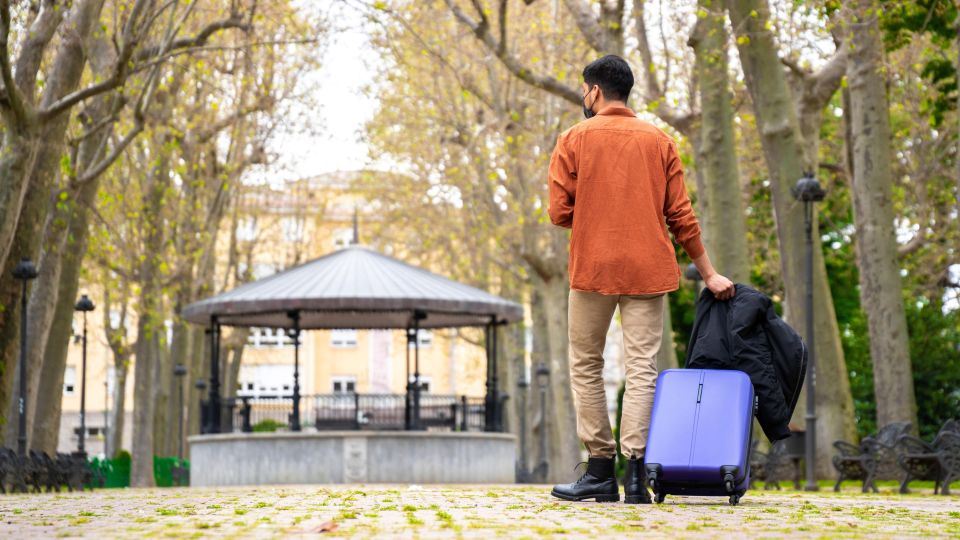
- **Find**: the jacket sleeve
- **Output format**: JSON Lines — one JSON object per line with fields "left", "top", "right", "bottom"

{"left": 547, "top": 130, "right": 577, "bottom": 228}
{"left": 660, "top": 137, "right": 705, "bottom": 259}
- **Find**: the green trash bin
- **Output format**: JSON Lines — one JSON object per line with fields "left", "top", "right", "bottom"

{"left": 104, "top": 451, "right": 131, "bottom": 488}
{"left": 154, "top": 456, "right": 190, "bottom": 487}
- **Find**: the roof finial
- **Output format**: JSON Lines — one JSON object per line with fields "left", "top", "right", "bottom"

{"left": 351, "top": 207, "right": 359, "bottom": 245}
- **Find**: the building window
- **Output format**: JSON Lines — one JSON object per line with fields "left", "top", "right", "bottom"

{"left": 64, "top": 366, "right": 76, "bottom": 396}
{"left": 333, "top": 228, "right": 354, "bottom": 250}
{"left": 237, "top": 364, "right": 294, "bottom": 398}
{"left": 332, "top": 376, "right": 357, "bottom": 394}
{"left": 331, "top": 329, "right": 358, "bottom": 348}
{"left": 247, "top": 327, "right": 292, "bottom": 348}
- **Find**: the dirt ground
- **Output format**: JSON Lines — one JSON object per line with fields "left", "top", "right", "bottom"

{"left": 0, "top": 484, "right": 957, "bottom": 538}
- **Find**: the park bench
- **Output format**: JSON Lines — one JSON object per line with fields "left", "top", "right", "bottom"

{"left": 896, "top": 419, "right": 959, "bottom": 495}
{"left": 0, "top": 447, "right": 91, "bottom": 494}
{"left": 832, "top": 421, "right": 911, "bottom": 493}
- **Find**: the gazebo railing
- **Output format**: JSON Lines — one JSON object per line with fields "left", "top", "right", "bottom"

{"left": 227, "top": 393, "right": 489, "bottom": 433}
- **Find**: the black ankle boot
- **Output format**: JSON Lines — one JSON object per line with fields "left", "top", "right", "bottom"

{"left": 624, "top": 457, "right": 652, "bottom": 504}
{"left": 550, "top": 456, "right": 619, "bottom": 502}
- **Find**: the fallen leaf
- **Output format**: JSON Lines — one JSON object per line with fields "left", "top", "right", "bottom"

{"left": 314, "top": 521, "right": 338, "bottom": 533}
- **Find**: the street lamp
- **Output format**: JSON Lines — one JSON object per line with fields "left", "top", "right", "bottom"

{"left": 534, "top": 362, "right": 550, "bottom": 482}
{"left": 792, "top": 172, "right": 825, "bottom": 492}
{"left": 174, "top": 364, "right": 188, "bottom": 459}
{"left": 172, "top": 364, "right": 189, "bottom": 486}
{"left": 74, "top": 294, "right": 95, "bottom": 456}
{"left": 13, "top": 258, "right": 38, "bottom": 457}
{"left": 516, "top": 364, "right": 530, "bottom": 482}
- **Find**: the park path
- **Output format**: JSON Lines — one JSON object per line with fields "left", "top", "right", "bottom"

{"left": 0, "top": 484, "right": 956, "bottom": 538}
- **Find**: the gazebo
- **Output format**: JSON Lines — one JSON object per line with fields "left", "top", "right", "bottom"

{"left": 182, "top": 244, "right": 524, "bottom": 486}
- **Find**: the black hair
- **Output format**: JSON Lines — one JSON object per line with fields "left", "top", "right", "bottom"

{"left": 582, "top": 55, "right": 634, "bottom": 103}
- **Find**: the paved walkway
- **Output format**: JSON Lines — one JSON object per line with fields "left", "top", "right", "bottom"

{"left": 0, "top": 484, "right": 956, "bottom": 538}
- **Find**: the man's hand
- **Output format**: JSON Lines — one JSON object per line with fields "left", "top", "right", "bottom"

{"left": 705, "top": 273, "right": 735, "bottom": 300}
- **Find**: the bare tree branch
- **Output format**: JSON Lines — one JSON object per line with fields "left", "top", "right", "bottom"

{"left": 563, "top": 0, "right": 612, "bottom": 54}
{"left": 39, "top": 15, "right": 250, "bottom": 121}
{"left": 632, "top": 0, "right": 697, "bottom": 134}
{"left": 444, "top": 0, "right": 581, "bottom": 105}
{"left": 13, "top": 0, "right": 64, "bottom": 104}
{"left": 0, "top": 0, "right": 30, "bottom": 126}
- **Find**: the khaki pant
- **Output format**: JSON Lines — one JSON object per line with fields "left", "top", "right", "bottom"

{"left": 568, "top": 289, "right": 664, "bottom": 459}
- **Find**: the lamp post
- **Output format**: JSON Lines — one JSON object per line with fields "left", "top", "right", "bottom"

{"left": 74, "top": 294, "right": 95, "bottom": 456}
{"left": 516, "top": 364, "right": 530, "bottom": 482}
{"left": 287, "top": 311, "right": 302, "bottom": 432}
{"left": 13, "top": 258, "right": 38, "bottom": 457}
{"left": 792, "top": 172, "right": 826, "bottom": 492}
{"left": 534, "top": 362, "right": 550, "bottom": 482}
{"left": 174, "top": 364, "right": 188, "bottom": 459}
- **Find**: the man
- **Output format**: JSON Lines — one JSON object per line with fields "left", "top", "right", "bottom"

{"left": 547, "top": 55, "right": 735, "bottom": 504}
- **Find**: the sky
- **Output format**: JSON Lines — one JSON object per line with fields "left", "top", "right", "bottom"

{"left": 267, "top": 2, "right": 377, "bottom": 182}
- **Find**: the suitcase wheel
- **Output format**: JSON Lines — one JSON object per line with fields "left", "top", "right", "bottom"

{"left": 729, "top": 493, "right": 740, "bottom": 506}
{"left": 654, "top": 491, "right": 666, "bottom": 504}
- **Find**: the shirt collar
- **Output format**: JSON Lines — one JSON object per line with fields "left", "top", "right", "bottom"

{"left": 597, "top": 105, "right": 636, "bottom": 118}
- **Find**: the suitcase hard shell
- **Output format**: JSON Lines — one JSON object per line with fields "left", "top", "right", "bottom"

{"left": 643, "top": 368, "right": 755, "bottom": 505}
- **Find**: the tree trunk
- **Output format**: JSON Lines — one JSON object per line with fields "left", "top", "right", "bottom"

{"left": 131, "top": 136, "right": 171, "bottom": 486}
{"left": 28, "top": 216, "right": 92, "bottom": 454}
{"left": 131, "top": 313, "right": 159, "bottom": 486}
{"left": 534, "top": 272, "right": 581, "bottom": 482}
{"left": 0, "top": 139, "right": 37, "bottom": 284}
{"left": 727, "top": 0, "right": 857, "bottom": 476}
{"left": 108, "top": 359, "right": 129, "bottom": 458}
{"left": 844, "top": 0, "right": 917, "bottom": 429}
{"left": 0, "top": 0, "right": 107, "bottom": 444}
{"left": 0, "top": 156, "right": 59, "bottom": 446}
{"left": 689, "top": 4, "right": 751, "bottom": 284}
{"left": 27, "top": 87, "right": 118, "bottom": 454}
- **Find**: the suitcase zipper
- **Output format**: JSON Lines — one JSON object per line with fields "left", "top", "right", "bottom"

{"left": 696, "top": 383, "right": 703, "bottom": 403}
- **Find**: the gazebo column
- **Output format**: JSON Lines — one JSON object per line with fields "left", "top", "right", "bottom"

{"left": 484, "top": 317, "right": 501, "bottom": 432}
{"left": 412, "top": 309, "right": 426, "bottom": 430}
{"left": 208, "top": 316, "right": 222, "bottom": 434}
{"left": 288, "top": 310, "right": 302, "bottom": 432}
{"left": 404, "top": 327, "right": 415, "bottom": 430}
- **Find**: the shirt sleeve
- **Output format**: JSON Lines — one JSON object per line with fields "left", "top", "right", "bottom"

{"left": 547, "top": 130, "right": 577, "bottom": 229}
{"left": 661, "top": 137, "right": 705, "bottom": 259}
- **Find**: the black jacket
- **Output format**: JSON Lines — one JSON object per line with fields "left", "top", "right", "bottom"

{"left": 684, "top": 284, "right": 807, "bottom": 442}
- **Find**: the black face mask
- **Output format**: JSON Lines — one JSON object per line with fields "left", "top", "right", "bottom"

{"left": 582, "top": 86, "right": 597, "bottom": 119}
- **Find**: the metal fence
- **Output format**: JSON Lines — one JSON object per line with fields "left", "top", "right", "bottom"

{"left": 229, "top": 393, "right": 488, "bottom": 433}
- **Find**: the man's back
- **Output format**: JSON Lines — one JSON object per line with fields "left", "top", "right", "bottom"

{"left": 548, "top": 106, "right": 704, "bottom": 295}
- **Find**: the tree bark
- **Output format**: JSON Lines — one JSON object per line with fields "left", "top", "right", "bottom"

{"left": 0, "top": 0, "right": 107, "bottom": 444}
{"left": 131, "top": 135, "right": 171, "bottom": 486}
{"left": 688, "top": 4, "right": 750, "bottom": 283}
{"left": 843, "top": 0, "right": 917, "bottom": 429}
{"left": 534, "top": 272, "right": 581, "bottom": 482}
{"left": 727, "top": 0, "right": 857, "bottom": 476}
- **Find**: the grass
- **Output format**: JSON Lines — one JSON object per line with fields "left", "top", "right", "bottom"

{"left": 0, "top": 484, "right": 955, "bottom": 538}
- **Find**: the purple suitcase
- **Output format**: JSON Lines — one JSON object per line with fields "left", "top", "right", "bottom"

{"left": 643, "top": 369, "right": 755, "bottom": 505}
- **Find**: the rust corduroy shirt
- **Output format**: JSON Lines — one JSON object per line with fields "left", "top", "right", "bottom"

{"left": 548, "top": 106, "right": 705, "bottom": 295}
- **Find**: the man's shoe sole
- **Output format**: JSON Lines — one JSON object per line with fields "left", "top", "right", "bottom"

{"left": 550, "top": 489, "right": 619, "bottom": 502}
{"left": 623, "top": 494, "right": 652, "bottom": 504}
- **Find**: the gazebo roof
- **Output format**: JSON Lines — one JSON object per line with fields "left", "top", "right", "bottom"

{"left": 182, "top": 245, "right": 523, "bottom": 329}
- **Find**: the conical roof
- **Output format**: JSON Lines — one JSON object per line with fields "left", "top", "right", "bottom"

{"left": 182, "top": 245, "right": 523, "bottom": 329}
